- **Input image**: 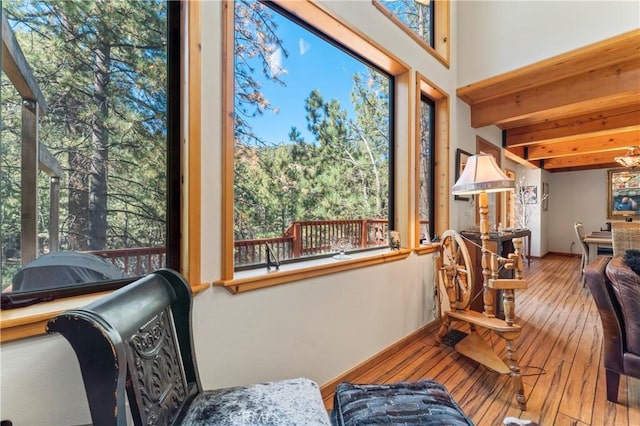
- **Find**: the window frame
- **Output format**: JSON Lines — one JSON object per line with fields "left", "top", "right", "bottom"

{"left": 1, "top": 1, "right": 181, "bottom": 308}
{"left": 0, "top": 1, "right": 204, "bottom": 342}
{"left": 414, "top": 72, "right": 449, "bottom": 255}
{"left": 372, "top": 0, "right": 450, "bottom": 68}
{"left": 232, "top": 1, "right": 396, "bottom": 270}
{"left": 217, "top": 0, "right": 412, "bottom": 294}
{"left": 418, "top": 95, "right": 436, "bottom": 244}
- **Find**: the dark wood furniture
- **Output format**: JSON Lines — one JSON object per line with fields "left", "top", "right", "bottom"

{"left": 46, "top": 269, "right": 330, "bottom": 426}
{"left": 585, "top": 255, "right": 640, "bottom": 403}
{"left": 461, "top": 229, "right": 531, "bottom": 314}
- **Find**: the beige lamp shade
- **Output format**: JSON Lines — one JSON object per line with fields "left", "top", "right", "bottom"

{"left": 452, "top": 153, "right": 514, "bottom": 195}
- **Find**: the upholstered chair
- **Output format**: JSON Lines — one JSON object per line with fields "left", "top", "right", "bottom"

{"left": 585, "top": 255, "right": 640, "bottom": 403}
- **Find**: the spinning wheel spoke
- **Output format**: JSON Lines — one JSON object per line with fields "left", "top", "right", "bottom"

{"left": 438, "top": 230, "right": 473, "bottom": 311}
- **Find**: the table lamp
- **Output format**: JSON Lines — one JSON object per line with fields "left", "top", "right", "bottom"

{"left": 452, "top": 153, "right": 514, "bottom": 317}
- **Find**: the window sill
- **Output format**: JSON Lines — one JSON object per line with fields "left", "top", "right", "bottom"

{"left": 414, "top": 243, "right": 440, "bottom": 256}
{"left": 0, "top": 282, "right": 210, "bottom": 343}
{"left": 214, "top": 248, "right": 412, "bottom": 294}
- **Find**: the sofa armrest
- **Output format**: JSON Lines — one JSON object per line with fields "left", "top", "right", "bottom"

{"left": 586, "top": 256, "right": 624, "bottom": 372}
{"left": 606, "top": 257, "right": 640, "bottom": 357}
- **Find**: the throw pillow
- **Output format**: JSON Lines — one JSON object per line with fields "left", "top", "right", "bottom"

{"left": 623, "top": 249, "right": 640, "bottom": 276}
{"left": 331, "top": 379, "right": 474, "bottom": 426}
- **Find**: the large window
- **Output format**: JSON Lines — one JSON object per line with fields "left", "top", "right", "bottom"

{"left": 232, "top": 1, "right": 393, "bottom": 270}
{"left": 0, "top": 1, "right": 180, "bottom": 308}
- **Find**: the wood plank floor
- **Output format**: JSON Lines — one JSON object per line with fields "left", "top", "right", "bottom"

{"left": 323, "top": 255, "right": 640, "bottom": 425}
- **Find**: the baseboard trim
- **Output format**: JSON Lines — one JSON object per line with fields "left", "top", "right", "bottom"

{"left": 547, "top": 251, "right": 580, "bottom": 258}
{"left": 319, "top": 319, "right": 441, "bottom": 401}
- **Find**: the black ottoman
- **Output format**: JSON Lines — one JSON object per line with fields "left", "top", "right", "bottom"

{"left": 331, "top": 380, "right": 474, "bottom": 426}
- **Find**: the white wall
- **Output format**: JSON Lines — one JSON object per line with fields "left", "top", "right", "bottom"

{"left": 193, "top": 254, "right": 438, "bottom": 390}
{"left": 548, "top": 169, "right": 610, "bottom": 255}
{"left": 514, "top": 167, "right": 549, "bottom": 257}
{"left": 1, "top": 2, "right": 637, "bottom": 424}
{"left": 450, "top": 101, "right": 503, "bottom": 231}
{"left": 457, "top": 0, "right": 640, "bottom": 85}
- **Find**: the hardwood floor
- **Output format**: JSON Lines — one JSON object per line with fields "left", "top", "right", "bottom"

{"left": 323, "top": 255, "right": 640, "bottom": 425}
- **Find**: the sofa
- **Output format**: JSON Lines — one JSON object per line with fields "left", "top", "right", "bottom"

{"left": 585, "top": 254, "right": 640, "bottom": 403}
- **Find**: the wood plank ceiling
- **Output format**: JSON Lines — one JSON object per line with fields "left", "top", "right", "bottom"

{"left": 457, "top": 29, "right": 640, "bottom": 173}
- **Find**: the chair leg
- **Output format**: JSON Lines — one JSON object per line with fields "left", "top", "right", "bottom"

{"left": 605, "top": 369, "right": 620, "bottom": 403}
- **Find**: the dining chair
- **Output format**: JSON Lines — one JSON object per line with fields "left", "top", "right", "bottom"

{"left": 611, "top": 222, "right": 640, "bottom": 256}
{"left": 574, "top": 222, "right": 589, "bottom": 286}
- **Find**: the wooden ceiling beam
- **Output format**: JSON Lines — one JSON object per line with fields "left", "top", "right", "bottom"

{"left": 547, "top": 163, "right": 620, "bottom": 173}
{"left": 505, "top": 105, "right": 640, "bottom": 146}
{"left": 526, "top": 130, "right": 640, "bottom": 160}
{"left": 469, "top": 60, "right": 640, "bottom": 128}
{"left": 542, "top": 150, "right": 627, "bottom": 169}
{"left": 458, "top": 30, "right": 640, "bottom": 173}
{"left": 457, "top": 29, "right": 640, "bottom": 104}
{"left": 504, "top": 148, "right": 540, "bottom": 169}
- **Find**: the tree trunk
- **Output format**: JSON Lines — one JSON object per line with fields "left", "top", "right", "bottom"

{"left": 68, "top": 150, "right": 89, "bottom": 251}
{"left": 88, "top": 40, "right": 110, "bottom": 250}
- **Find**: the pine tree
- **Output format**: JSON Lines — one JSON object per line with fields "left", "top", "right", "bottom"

{"left": 2, "top": 0, "right": 168, "bottom": 256}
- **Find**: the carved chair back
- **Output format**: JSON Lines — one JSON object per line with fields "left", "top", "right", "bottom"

{"left": 47, "top": 269, "right": 201, "bottom": 426}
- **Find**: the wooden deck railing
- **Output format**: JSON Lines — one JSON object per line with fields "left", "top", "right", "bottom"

{"left": 236, "top": 219, "right": 390, "bottom": 266}
{"left": 83, "top": 247, "right": 165, "bottom": 276}
{"left": 234, "top": 236, "right": 294, "bottom": 266}
{"left": 84, "top": 219, "right": 428, "bottom": 271}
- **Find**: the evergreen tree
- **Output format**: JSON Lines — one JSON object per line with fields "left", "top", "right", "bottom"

{"left": 2, "top": 0, "right": 168, "bottom": 257}
{"left": 379, "top": 0, "right": 432, "bottom": 46}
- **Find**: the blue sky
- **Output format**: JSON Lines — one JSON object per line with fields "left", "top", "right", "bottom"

{"left": 245, "top": 9, "right": 367, "bottom": 145}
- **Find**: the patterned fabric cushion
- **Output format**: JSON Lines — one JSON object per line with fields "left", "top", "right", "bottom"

{"left": 182, "top": 377, "right": 331, "bottom": 426}
{"left": 331, "top": 380, "right": 474, "bottom": 426}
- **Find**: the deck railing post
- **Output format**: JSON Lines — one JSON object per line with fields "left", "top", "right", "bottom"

{"left": 292, "top": 222, "right": 302, "bottom": 258}
{"left": 361, "top": 220, "right": 368, "bottom": 248}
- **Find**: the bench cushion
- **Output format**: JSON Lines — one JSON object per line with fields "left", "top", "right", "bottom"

{"left": 181, "top": 377, "right": 331, "bottom": 426}
{"left": 331, "top": 380, "right": 473, "bottom": 426}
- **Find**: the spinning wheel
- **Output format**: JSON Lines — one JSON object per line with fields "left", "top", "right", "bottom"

{"left": 435, "top": 229, "right": 528, "bottom": 411}
{"left": 438, "top": 154, "right": 527, "bottom": 410}
{"left": 437, "top": 230, "right": 473, "bottom": 311}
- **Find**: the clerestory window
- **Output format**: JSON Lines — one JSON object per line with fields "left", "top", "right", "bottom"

{"left": 0, "top": 0, "right": 180, "bottom": 309}
{"left": 373, "top": 0, "right": 450, "bottom": 67}
{"left": 377, "top": 0, "right": 434, "bottom": 48}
